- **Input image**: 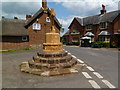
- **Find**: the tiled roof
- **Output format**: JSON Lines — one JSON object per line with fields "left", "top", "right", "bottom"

{"left": 75, "top": 17, "right": 84, "bottom": 25}
{"left": 75, "top": 10, "right": 120, "bottom": 26}
{"left": 83, "top": 15, "right": 100, "bottom": 25}
{"left": 24, "top": 8, "right": 61, "bottom": 28}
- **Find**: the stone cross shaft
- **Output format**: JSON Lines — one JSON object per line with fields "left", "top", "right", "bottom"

{"left": 50, "top": 8, "right": 56, "bottom": 33}
{"left": 51, "top": 8, "right": 56, "bottom": 26}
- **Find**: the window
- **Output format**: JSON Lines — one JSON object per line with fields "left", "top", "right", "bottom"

{"left": 91, "top": 37, "right": 94, "bottom": 42}
{"left": 99, "top": 36, "right": 105, "bottom": 42}
{"left": 33, "top": 23, "right": 41, "bottom": 30}
{"left": 71, "top": 32, "right": 80, "bottom": 35}
{"left": 86, "top": 25, "right": 92, "bottom": 30}
{"left": 72, "top": 37, "right": 79, "bottom": 42}
{"left": 100, "top": 22, "right": 108, "bottom": 29}
{"left": 99, "top": 36, "right": 110, "bottom": 42}
{"left": 22, "top": 36, "right": 27, "bottom": 41}
{"left": 118, "top": 28, "right": 120, "bottom": 32}
{"left": 73, "top": 27, "right": 78, "bottom": 33}
{"left": 46, "top": 17, "right": 50, "bottom": 22}
{"left": 106, "top": 37, "right": 110, "bottom": 42}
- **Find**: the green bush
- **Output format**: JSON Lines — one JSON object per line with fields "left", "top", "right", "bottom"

{"left": 111, "top": 42, "right": 117, "bottom": 48}
{"left": 72, "top": 41, "right": 80, "bottom": 45}
{"left": 91, "top": 42, "right": 110, "bottom": 48}
{"left": 102, "top": 42, "right": 110, "bottom": 48}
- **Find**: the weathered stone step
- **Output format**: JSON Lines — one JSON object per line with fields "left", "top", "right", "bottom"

{"left": 59, "top": 59, "right": 77, "bottom": 69}
{"left": 28, "top": 58, "right": 78, "bottom": 70}
{"left": 33, "top": 55, "right": 72, "bottom": 64}
{"left": 37, "top": 51, "right": 67, "bottom": 58}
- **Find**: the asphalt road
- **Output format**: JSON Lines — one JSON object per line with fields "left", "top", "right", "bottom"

{"left": 2, "top": 47, "right": 118, "bottom": 88}
{"left": 64, "top": 46, "right": 118, "bottom": 88}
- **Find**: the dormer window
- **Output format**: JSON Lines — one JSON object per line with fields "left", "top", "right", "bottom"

{"left": 37, "top": 19, "right": 39, "bottom": 22}
{"left": 33, "top": 23, "right": 41, "bottom": 30}
{"left": 100, "top": 22, "right": 108, "bottom": 29}
{"left": 22, "top": 36, "right": 28, "bottom": 41}
{"left": 86, "top": 25, "right": 92, "bottom": 30}
{"left": 46, "top": 17, "right": 50, "bottom": 22}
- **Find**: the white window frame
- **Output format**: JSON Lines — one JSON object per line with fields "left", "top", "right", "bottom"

{"left": 105, "top": 37, "right": 110, "bottom": 42}
{"left": 33, "top": 23, "right": 41, "bottom": 30}
{"left": 22, "top": 36, "right": 27, "bottom": 41}
{"left": 46, "top": 17, "right": 50, "bottom": 22}
{"left": 118, "top": 29, "right": 120, "bottom": 32}
{"left": 72, "top": 37, "right": 79, "bottom": 42}
{"left": 86, "top": 25, "right": 92, "bottom": 30}
{"left": 100, "top": 22, "right": 108, "bottom": 29}
{"left": 99, "top": 36, "right": 110, "bottom": 42}
{"left": 73, "top": 27, "right": 79, "bottom": 33}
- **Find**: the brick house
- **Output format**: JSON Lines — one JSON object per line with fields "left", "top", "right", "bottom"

{"left": 63, "top": 5, "right": 120, "bottom": 47}
{"left": 1, "top": 0, "right": 61, "bottom": 50}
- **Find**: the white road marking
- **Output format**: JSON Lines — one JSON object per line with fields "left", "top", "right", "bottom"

{"left": 93, "top": 72, "right": 103, "bottom": 79}
{"left": 71, "top": 55, "right": 77, "bottom": 58}
{"left": 86, "top": 66, "right": 95, "bottom": 71}
{"left": 77, "top": 59, "right": 84, "bottom": 64}
{"left": 65, "top": 51, "right": 68, "bottom": 53}
{"left": 68, "top": 53, "right": 71, "bottom": 55}
{"left": 88, "top": 80, "right": 101, "bottom": 89}
{"left": 102, "top": 80, "right": 116, "bottom": 88}
{"left": 82, "top": 72, "right": 92, "bottom": 79}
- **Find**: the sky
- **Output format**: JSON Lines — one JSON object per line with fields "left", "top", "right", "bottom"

{"left": 1, "top": 0, "right": 120, "bottom": 36}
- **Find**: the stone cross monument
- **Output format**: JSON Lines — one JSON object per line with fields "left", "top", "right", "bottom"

{"left": 43, "top": 8, "right": 62, "bottom": 53}
{"left": 20, "top": 1, "right": 83, "bottom": 76}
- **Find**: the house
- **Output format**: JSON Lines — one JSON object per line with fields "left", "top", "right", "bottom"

{"left": 1, "top": 18, "right": 29, "bottom": 50}
{"left": 63, "top": 5, "right": 120, "bottom": 47}
{"left": 24, "top": 0, "right": 61, "bottom": 48}
{"left": 1, "top": 0, "right": 61, "bottom": 50}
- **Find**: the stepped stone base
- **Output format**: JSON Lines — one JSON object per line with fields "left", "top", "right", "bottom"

{"left": 43, "top": 43, "right": 62, "bottom": 53}
{"left": 20, "top": 50, "right": 83, "bottom": 76}
{"left": 43, "top": 32, "right": 62, "bottom": 53}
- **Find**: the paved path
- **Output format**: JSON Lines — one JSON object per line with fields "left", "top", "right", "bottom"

{"left": 2, "top": 47, "right": 118, "bottom": 88}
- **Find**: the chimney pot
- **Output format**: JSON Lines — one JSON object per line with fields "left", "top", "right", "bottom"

{"left": 2, "top": 16, "right": 5, "bottom": 18}
{"left": 42, "top": 0, "right": 47, "bottom": 9}
{"left": 100, "top": 4, "right": 106, "bottom": 15}
{"left": 14, "top": 16, "right": 18, "bottom": 19}
{"left": 26, "top": 15, "right": 32, "bottom": 20}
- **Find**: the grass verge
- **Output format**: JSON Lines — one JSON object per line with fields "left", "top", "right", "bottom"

{"left": 0, "top": 48, "right": 31, "bottom": 53}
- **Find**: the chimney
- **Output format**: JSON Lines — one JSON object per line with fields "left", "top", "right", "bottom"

{"left": 26, "top": 15, "right": 32, "bottom": 20}
{"left": 2, "top": 16, "right": 5, "bottom": 19}
{"left": 14, "top": 16, "right": 18, "bottom": 19}
{"left": 100, "top": 4, "right": 106, "bottom": 14}
{"left": 42, "top": 0, "right": 48, "bottom": 9}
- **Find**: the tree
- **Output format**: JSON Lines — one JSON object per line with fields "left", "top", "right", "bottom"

{"left": 60, "top": 27, "right": 64, "bottom": 33}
